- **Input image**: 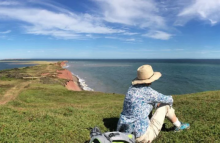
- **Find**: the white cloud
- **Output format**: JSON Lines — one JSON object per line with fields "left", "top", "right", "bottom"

{"left": 93, "top": 0, "right": 166, "bottom": 29}
{"left": 0, "top": 1, "right": 19, "bottom": 6}
{"left": 176, "top": 0, "right": 220, "bottom": 26}
{"left": 0, "top": 0, "right": 180, "bottom": 41}
{"left": 125, "top": 38, "right": 135, "bottom": 42}
{"left": 3, "top": 0, "right": 212, "bottom": 41}
{"left": 123, "top": 32, "right": 138, "bottom": 35}
{"left": 105, "top": 36, "right": 120, "bottom": 40}
{"left": 0, "top": 3, "right": 123, "bottom": 39}
{"left": 143, "top": 31, "right": 172, "bottom": 40}
{"left": 24, "top": 26, "right": 81, "bottom": 40}
{"left": 86, "top": 34, "right": 92, "bottom": 37}
{"left": 0, "top": 30, "right": 11, "bottom": 34}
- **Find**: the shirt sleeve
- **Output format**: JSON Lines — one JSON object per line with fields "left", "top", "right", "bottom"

{"left": 146, "top": 88, "right": 173, "bottom": 106}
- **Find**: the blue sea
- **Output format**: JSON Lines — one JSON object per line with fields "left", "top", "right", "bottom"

{"left": 66, "top": 59, "right": 220, "bottom": 95}
{"left": 1, "top": 59, "right": 220, "bottom": 95}
{"left": 0, "top": 62, "right": 36, "bottom": 71}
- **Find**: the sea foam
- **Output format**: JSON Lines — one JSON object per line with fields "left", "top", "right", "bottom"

{"left": 71, "top": 72, "right": 94, "bottom": 91}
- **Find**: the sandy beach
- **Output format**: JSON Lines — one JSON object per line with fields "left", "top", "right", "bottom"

{"left": 57, "top": 61, "right": 82, "bottom": 91}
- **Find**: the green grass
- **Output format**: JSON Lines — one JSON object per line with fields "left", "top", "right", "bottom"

{"left": 0, "top": 84, "right": 124, "bottom": 142}
{"left": 0, "top": 83, "right": 219, "bottom": 142}
{"left": 0, "top": 76, "right": 14, "bottom": 81}
{"left": 0, "top": 62, "right": 219, "bottom": 142}
{"left": 0, "top": 88, "right": 7, "bottom": 95}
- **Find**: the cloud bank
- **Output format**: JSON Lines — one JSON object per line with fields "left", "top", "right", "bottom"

{"left": 93, "top": 0, "right": 166, "bottom": 29}
{"left": 176, "top": 0, "right": 220, "bottom": 26}
{"left": 0, "top": 6, "right": 122, "bottom": 39}
{"left": 0, "top": 0, "right": 219, "bottom": 40}
{"left": 143, "top": 31, "right": 172, "bottom": 40}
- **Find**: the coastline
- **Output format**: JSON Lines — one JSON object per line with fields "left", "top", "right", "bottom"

{"left": 57, "top": 61, "right": 83, "bottom": 91}
{"left": 0, "top": 60, "right": 83, "bottom": 92}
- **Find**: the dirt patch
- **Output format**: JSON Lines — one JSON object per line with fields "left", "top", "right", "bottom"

{"left": 41, "top": 73, "right": 50, "bottom": 76}
{"left": 0, "top": 84, "right": 14, "bottom": 88}
{"left": 0, "top": 81, "right": 31, "bottom": 105}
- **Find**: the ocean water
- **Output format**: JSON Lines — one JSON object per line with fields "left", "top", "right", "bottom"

{"left": 66, "top": 59, "right": 220, "bottom": 95}
{"left": 1, "top": 59, "right": 220, "bottom": 95}
{"left": 0, "top": 62, "right": 36, "bottom": 71}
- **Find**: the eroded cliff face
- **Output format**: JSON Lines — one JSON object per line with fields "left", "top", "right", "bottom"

{"left": 57, "top": 61, "right": 82, "bottom": 91}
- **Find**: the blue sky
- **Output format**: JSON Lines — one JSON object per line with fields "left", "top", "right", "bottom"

{"left": 0, "top": 0, "right": 220, "bottom": 59}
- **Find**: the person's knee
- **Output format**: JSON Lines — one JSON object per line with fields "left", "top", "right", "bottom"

{"left": 156, "top": 104, "right": 175, "bottom": 118}
{"left": 166, "top": 107, "right": 175, "bottom": 118}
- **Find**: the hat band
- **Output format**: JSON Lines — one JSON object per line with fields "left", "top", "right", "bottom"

{"left": 139, "top": 73, "right": 154, "bottom": 80}
{"left": 148, "top": 73, "right": 154, "bottom": 79}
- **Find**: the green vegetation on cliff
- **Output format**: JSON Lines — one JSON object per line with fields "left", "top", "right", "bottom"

{"left": 0, "top": 63, "right": 219, "bottom": 142}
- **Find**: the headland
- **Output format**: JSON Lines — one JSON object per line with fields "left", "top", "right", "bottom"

{"left": 0, "top": 61, "right": 82, "bottom": 105}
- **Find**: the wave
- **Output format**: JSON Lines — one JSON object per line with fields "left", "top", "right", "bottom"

{"left": 71, "top": 72, "right": 94, "bottom": 91}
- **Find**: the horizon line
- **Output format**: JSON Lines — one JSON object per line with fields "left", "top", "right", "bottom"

{"left": 1, "top": 58, "right": 220, "bottom": 60}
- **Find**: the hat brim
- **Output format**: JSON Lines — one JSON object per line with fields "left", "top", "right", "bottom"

{"left": 132, "top": 72, "right": 162, "bottom": 85}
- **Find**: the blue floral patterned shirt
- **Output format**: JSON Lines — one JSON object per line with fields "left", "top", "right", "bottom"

{"left": 116, "top": 85, "right": 173, "bottom": 138}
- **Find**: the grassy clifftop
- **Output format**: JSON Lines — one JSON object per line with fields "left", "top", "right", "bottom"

{"left": 0, "top": 63, "right": 219, "bottom": 142}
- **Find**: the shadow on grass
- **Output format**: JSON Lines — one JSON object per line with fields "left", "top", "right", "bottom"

{"left": 103, "top": 117, "right": 119, "bottom": 131}
{"left": 161, "top": 123, "right": 175, "bottom": 132}
{"left": 86, "top": 118, "right": 173, "bottom": 143}
{"left": 84, "top": 118, "right": 119, "bottom": 143}
{"left": 103, "top": 118, "right": 174, "bottom": 132}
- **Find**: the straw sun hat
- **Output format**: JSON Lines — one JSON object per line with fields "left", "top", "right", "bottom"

{"left": 132, "top": 65, "right": 162, "bottom": 85}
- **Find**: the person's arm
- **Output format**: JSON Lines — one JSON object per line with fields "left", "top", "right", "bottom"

{"left": 147, "top": 88, "right": 173, "bottom": 106}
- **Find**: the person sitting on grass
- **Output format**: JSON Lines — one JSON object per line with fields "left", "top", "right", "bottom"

{"left": 117, "top": 65, "right": 190, "bottom": 143}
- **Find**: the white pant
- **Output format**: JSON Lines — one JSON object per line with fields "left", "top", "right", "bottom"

{"left": 136, "top": 104, "right": 175, "bottom": 143}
